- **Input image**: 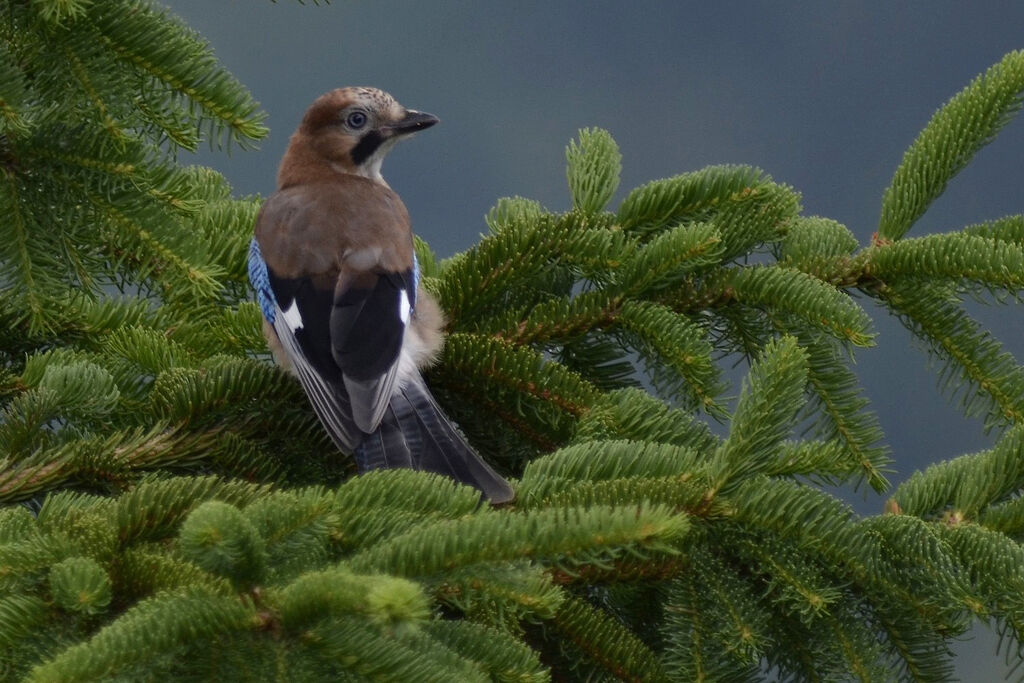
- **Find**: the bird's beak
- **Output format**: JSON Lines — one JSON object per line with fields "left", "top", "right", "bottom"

{"left": 384, "top": 110, "right": 440, "bottom": 137}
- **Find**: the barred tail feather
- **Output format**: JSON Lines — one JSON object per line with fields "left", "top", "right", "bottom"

{"left": 354, "top": 375, "right": 515, "bottom": 504}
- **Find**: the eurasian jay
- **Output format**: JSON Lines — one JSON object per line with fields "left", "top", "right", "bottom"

{"left": 249, "top": 87, "right": 514, "bottom": 503}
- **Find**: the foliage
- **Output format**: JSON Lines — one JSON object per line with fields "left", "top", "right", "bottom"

{"left": 2, "top": 3, "right": 1024, "bottom": 680}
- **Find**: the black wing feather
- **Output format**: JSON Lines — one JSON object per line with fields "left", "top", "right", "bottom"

{"left": 354, "top": 374, "right": 516, "bottom": 504}
{"left": 331, "top": 271, "right": 412, "bottom": 381}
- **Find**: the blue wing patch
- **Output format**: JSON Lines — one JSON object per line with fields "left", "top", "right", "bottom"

{"left": 248, "top": 238, "right": 277, "bottom": 324}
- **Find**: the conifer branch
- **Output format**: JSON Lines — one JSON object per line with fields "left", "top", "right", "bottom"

{"left": 709, "top": 336, "right": 808, "bottom": 491}
{"left": 782, "top": 326, "right": 891, "bottom": 491}
{"left": 550, "top": 594, "right": 670, "bottom": 683}
{"left": 346, "top": 504, "right": 689, "bottom": 579}
{"left": 26, "top": 588, "right": 255, "bottom": 683}
{"left": 89, "top": 1, "right": 268, "bottom": 149}
{"left": 2, "top": 17, "right": 1024, "bottom": 679}
{"left": 880, "top": 50, "right": 1024, "bottom": 240}
{"left": 423, "top": 620, "right": 550, "bottom": 683}
{"left": 889, "top": 425, "right": 1024, "bottom": 521}
{"left": 880, "top": 282, "right": 1024, "bottom": 428}
{"left": 0, "top": 170, "right": 46, "bottom": 330}
{"left": 964, "top": 214, "right": 1024, "bottom": 245}
{"left": 869, "top": 232, "right": 1024, "bottom": 291}
{"left": 566, "top": 127, "right": 621, "bottom": 215}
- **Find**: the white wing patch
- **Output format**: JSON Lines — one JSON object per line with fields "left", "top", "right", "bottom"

{"left": 344, "top": 287, "right": 411, "bottom": 432}
{"left": 398, "top": 288, "right": 411, "bottom": 324}
{"left": 282, "top": 300, "right": 304, "bottom": 332}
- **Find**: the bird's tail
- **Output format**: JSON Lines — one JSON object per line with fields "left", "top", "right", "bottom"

{"left": 354, "top": 375, "right": 515, "bottom": 504}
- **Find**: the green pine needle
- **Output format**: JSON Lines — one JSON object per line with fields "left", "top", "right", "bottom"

{"left": 879, "top": 50, "right": 1024, "bottom": 240}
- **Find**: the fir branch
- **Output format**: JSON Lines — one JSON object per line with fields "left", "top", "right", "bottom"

{"left": 432, "top": 332, "right": 600, "bottom": 439}
{"left": 25, "top": 588, "right": 255, "bottom": 682}
{"left": 617, "top": 164, "right": 768, "bottom": 236}
{"left": 691, "top": 543, "right": 770, "bottom": 665}
{"left": 879, "top": 50, "right": 1024, "bottom": 240}
{"left": 859, "top": 515, "right": 979, "bottom": 626}
{"left": 0, "top": 428, "right": 149, "bottom": 503}
{"left": 329, "top": 470, "right": 484, "bottom": 552}
{"left": 191, "top": 197, "right": 261, "bottom": 283}
{"left": 346, "top": 504, "right": 689, "bottom": 579}
{"left": 48, "top": 556, "right": 113, "bottom": 615}
{"left": 333, "top": 468, "right": 482, "bottom": 519}
{"left": 616, "top": 221, "right": 723, "bottom": 295}
{"left": 662, "top": 264, "right": 876, "bottom": 348}
{"left": 868, "top": 232, "right": 1024, "bottom": 291}
{"left": 963, "top": 214, "right": 1024, "bottom": 245}
{"left": 84, "top": 188, "right": 224, "bottom": 304}
{"left": 115, "top": 544, "right": 233, "bottom": 599}
{"left": 709, "top": 336, "right": 809, "bottom": 492}
{"left": 939, "top": 523, "right": 1024, "bottom": 615}
{"left": 102, "top": 325, "right": 192, "bottom": 376}
{"left": 979, "top": 496, "right": 1024, "bottom": 539}
{"left": 148, "top": 357, "right": 296, "bottom": 425}
{"left": 0, "top": 594, "right": 50, "bottom": 650}
{"left": 880, "top": 282, "right": 1024, "bottom": 428}
{"left": 778, "top": 216, "right": 861, "bottom": 285}
{"left": 0, "top": 169, "right": 48, "bottom": 331}
{"left": 870, "top": 605, "right": 957, "bottom": 683}
{"left": 0, "top": 425, "right": 279, "bottom": 505}
{"left": 424, "top": 620, "right": 551, "bottom": 683}
{"left": 556, "top": 332, "right": 640, "bottom": 392}
{"left": 88, "top": 0, "right": 267, "bottom": 149}
{"left": 726, "top": 477, "right": 858, "bottom": 559}
{"left": 661, "top": 569, "right": 763, "bottom": 683}
{"left": 518, "top": 439, "right": 703, "bottom": 505}
{"left": 566, "top": 127, "right": 621, "bottom": 215}
{"left": 0, "top": 530, "right": 79, "bottom": 592}
{"left": 437, "top": 211, "right": 622, "bottom": 327}
{"left": 495, "top": 290, "right": 621, "bottom": 345}
{"left": 726, "top": 266, "right": 876, "bottom": 347}
{"left": 178, "top": 500, "right": 267, "bottom": 586}
{"left": 275, "top": 566, "right": 429, "bottom": 630}
{"left": 730, "top": 529, "right": 842, "bottom": 626}
{"left": 437, "top": 564, "right": 565, "bottom": 625}
{"left": 0, "top": 43, "right": 29, "bottom": 134}
{"left": 304, "top": 617, "right": 487, "bottom": 682}
{"left": 784, "top": 326, "right": 891, "bottom": 492}
{"left": 706, "top": 179, "right": 801, "bottom": 261}
{"left": 550, "top": 593, "right": 669, "bottom": 683}
{"left": 729, "top": 482, "right": 964, "bottom": 678}
{"left": 889, "top": 425, "right": 1024, "bottom": 521}
{"left": 486, "top": 196, "right": 547, "bottom": 234}
{"left": 546, "top": 554, "right": 687, "bottom": 586}
{"left": 616, "top": 299, "right": 723, "bottom": 412}
{"left": 30, "top": 0, "right": 93, "bottom": 26}
{"left": 764, "top": 440, "right": 863, "bottom": 483}
{"left": 523, "top": 475, "right": 711, "bottom": 518}
{"left": 62, "top": 44, "right": 125, "bottom": 141}
{"left": 574, "top": 387, "right": 719, "bottom": 452}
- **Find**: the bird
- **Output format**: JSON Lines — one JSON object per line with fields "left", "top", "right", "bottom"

{"left": 248, "top": 87, "right": 514, "bottom": 504}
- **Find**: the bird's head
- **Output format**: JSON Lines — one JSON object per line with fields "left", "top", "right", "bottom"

{"left": 292, "top": 87, "right": 439, "bottom": 184}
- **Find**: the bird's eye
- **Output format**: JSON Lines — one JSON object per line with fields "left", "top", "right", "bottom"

{"left": 346, "top": 111, "right": 368, "bottom": 129}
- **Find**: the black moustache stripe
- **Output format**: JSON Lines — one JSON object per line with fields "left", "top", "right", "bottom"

{"left": 350, "top": 130, "right": 384, "bottom": 166}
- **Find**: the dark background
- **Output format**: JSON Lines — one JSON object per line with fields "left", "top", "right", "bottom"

{"left": 160, "top": 2, "right": 1024, "bottom": 676}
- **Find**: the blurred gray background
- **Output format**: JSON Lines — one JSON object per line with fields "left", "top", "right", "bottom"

{"left": 161, "top": 1, "right": 1023, "bottom": 676}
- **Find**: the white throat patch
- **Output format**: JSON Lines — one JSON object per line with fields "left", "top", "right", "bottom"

{"left": 354, "top": 137, "right": 401, "bottom": 183}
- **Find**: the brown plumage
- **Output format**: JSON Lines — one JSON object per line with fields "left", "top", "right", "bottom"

{"left": 250, "top": 87, "right": 513, "bottom": 503}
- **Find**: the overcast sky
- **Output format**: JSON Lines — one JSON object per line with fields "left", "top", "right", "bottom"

{"left": 160, "top": 2, "right": 1023, "bottom": 675}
